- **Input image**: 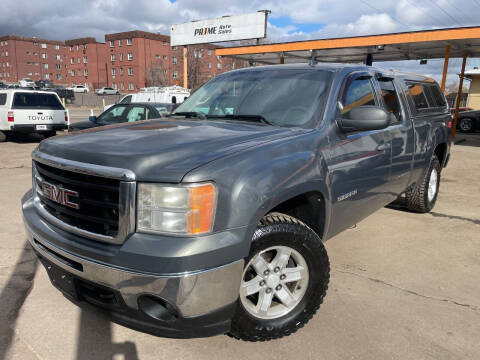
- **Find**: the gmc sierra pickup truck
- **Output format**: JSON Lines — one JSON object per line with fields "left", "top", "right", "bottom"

{"left": 22, "top": 63, "right": 451, "bottom": 341}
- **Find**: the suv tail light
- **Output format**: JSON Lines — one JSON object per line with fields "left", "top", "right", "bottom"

{"left": 7, "top": 111, "right": 14, "bottom": 122}
{"left": 64, "top": 111, "right": 68, "bottom": 122}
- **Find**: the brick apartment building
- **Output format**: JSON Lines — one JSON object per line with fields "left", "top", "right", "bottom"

{"left": 64, "top": 37, "right": 107, "bottom": 90}
{"left": 0, "top": 30, "right": 246, "bottom": 92}
{"left": 0, "top": 35, "right": 67, "bottom": 83}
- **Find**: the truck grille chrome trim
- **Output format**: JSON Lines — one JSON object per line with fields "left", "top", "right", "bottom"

{"left": 32, "top": 151, "right": 136, "bottom": 245}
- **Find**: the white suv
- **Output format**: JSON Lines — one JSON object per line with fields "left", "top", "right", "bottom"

{"left": 0, "top": 89, "right": 68, "bottom": 142}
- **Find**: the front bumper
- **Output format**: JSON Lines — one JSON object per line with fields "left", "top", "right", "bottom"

{"left": 22, "top": 191, "right": 244, "bottom": 338}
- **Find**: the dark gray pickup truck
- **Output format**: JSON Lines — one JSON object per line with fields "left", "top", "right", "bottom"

{"left": 22, "top": 63, "right": 451, "bottom": 341}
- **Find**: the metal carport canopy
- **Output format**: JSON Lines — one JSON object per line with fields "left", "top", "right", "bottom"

{"left": 215, "top": 26, "right": 480, "bottom": 64}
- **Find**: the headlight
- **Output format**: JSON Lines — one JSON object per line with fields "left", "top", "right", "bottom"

{"left": 137, "top": 182, "right": 217, "bottom": 235}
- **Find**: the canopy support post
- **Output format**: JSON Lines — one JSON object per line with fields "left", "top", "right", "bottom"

{"left": 452, "top": 54, "right": 467, "bottom": 139}
{"left": 441, "top": 45, "right": 450, "bottom": 93}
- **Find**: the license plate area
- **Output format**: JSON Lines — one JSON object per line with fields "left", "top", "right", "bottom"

{"left": 36, "top": 125, "right": 48, "bottom": 130}
{"left": 40, "top": 257, "right": 78, "bottom": 300}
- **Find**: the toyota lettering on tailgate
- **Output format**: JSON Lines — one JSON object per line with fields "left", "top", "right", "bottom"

{"left": 41, "top": 181, "right": 79, "bottom": 209}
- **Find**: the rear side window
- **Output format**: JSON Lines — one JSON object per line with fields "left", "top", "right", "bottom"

{"left": 0, "top": 93, "right": 6, "bottom": 105}
{"left": 428, "top": 84, "right": 447, "bottom": 108}
{"left": 12, "top": 93, "right": 64, "bottom": 110}
{"left": 407, "top": 83, "right": 429, "bottom": 110}
{"left": 406, "top": 81, "right": 447, "bottom": 114}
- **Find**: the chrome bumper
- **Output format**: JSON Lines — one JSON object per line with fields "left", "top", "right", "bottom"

{"left": 25, "top": 222, "right": 244, "bottom": 318}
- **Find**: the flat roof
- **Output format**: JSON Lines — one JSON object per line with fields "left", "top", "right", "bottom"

{"left": 216, "top": 26, "right": 480, "bottom": 64}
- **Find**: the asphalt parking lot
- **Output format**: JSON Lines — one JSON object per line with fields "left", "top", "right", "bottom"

{"left": 0, "top": 123, "right": 479, "bottom": 359}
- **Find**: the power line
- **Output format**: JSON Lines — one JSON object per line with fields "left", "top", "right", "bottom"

{"left": 439, "top": 0, "right": 479, "bottom": 26}
{"left": 404, "top": 0, "right": 444, "bottom": 25}
{"left": 425, "top": 0, "right": 462, "bottom": 27}
{"left": 358, "top": 0, "right": 409, "bottom": 28}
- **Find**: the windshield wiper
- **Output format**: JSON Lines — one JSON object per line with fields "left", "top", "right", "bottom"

{"left": 171, "top": 111, "right": 206, "bottom": 120}
{"left": 207, "top": 114, "right": 274, "bottom": 126}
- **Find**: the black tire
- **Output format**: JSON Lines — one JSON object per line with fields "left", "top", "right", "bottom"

{"left": 229, "top": 212, "right": 330, "bottom": 341}
{"left": 0, "top": 131, "right": 6, "bottom": 142}
{"left": 405, "top": 157, "right": 441, "bottom": 213}
{"left": 458, "top": 118, "right": 474, "bottom": 133}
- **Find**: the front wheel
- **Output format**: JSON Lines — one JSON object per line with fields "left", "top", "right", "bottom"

{"left": 458, "top": 118, "right": 473, "bottom": 133}
{"left": 229, "top": 213, "right": 330, "bottom": 341}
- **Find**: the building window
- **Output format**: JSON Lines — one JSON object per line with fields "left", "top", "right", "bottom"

{"left": 83, "top": 56, "right": 87, "bottom": 63}
{"left": 119, "top": 53, "right": 123, "bottom": 61}
{"left": 126, "top": 38, "right": 132, "bottom": 45}
{"left": 118, "top": 39, "right": 122, "bottom": 46}
{"left": 172, "top": 56, "right": 177, "bottom": 64}
{"left": 33, "top": 42, "right": 38, "bottom": 46}
{"left": 56, "top": 54, "right": 60, "bottom": 60}
{"left": 41, "top": 43, "right": 47, "bottom": 49}
{"left": 70, "top": 58, "right": 74, "bottom": 64}
{"left": 120, "top": 83, "right": 125, "bottom": 90}
{"left": 69, "top": 46, "right": 73, "bottom": 51}
{"left": 172, "top": 46, "right": 177, "bottom": 50}
{"left": 128, "top": 67, "right": 133, "bottom": 75}
{"left": 216, "top": 55, "right": 220, "bottom": 60}
{"left": 127, "top": 53, "right": 133, "bottom": 61}
{"left": 163, "top": 55, "right": 167, "bottom": 60}
{"left": 5, "top": 51, "right": 8, "bottom": 57}
{"left": 43, "top": 63, "right": 48, "bottom": 69}
{"left": 44, "top": 74, "right": 49, "bottom": 79}
{"left": 84, "top": 69, "right": 88, "bottom": 76}
{"left": 77, "top": 70, "right": 81, "bottom": 76}
{"left": 111, "top": 54, "right": 116, "bottom": 61}
{"left": 217, "top": 63, "right": 222, "bottom": 69}
{"left": 112, "top": 68, "right": 116, "bottom": 76}
{"left": 208, "top": 50, "right": 212, "bottom": 56}
{"left": 41, "top": 53, "right": 47, "bottom": 59}
{"left": 78, "top": 57, "right": 81, "bottom": 64}
{"left": 76, "top": 45, "right": 79, "bottom": 50}
{"left": 208, "top": 63, "right": 212, "bottom": 69}
{"left": 120, "top": 67, "right": 124, "bottom": 75}
{"left": 56, "top": 64, "right": 61, "bottom": 70}
{"left": 155, "top": 54, "right": 160, "bottom": 59}
{"left": 173, "top": 71, "right": 178, "bottom": 78}
{"left": 109, "top": 40, "right": 114, "bottom": 47}
{"left": 56, "top": 74, "right": 62, "bottom": 80}
{"left": 27, "top": 72, "right": 32, "bottom": 76}
{"left": 83, "top": 44, "right": 87, "bottom": 50}
{"left": 26, "top": 51, "right": 30, "bottom": 55}
{"left": 162, "top": 41, "right": 167, "bottom": 46}
{"left": 55, "top": 45, "right": 60, "bottom": 50}
{"left": 71, "top": 70, "right": 75, "bottom": 76}
{"left": 129, "top": 82, "right": 134, "bottom": 90}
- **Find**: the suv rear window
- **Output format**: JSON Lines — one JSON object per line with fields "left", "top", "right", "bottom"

{"left": 12, "top": 92, "right": 64, "bottom": 110}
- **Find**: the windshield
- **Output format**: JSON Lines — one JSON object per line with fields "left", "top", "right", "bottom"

{"left": 173, "top": 69, "right": 333, "bottom": 127}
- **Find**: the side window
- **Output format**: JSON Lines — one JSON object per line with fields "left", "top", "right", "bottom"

{"left": 119, "top": 95, "right": 132, "bottom": 104}
{"left": 0, "top": 94, "right": 6, "bottom": 105}
{"left": 428, "top": 84, "right": 447, "bottom": 108}
{"left": 378, "top": 80, "right": 402, "bottom": 124}
{"left": 125, "top": 106, "right": 146, "bottom": 122}
{"left": 172, "top": 96, "right": 177, "bottom": 104}
{"left": 340, "top": 77, "right": 377, "bottom": 119}
{"left": 407, "top": 83, "right": 429, "bottom": 111}
{"left": 97, "top": 105, "right": 127, "bottom": 124}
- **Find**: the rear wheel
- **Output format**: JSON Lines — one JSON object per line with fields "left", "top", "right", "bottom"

{"left": 405, "top": 157, "right": 441, "bottom": 213}
{"left": 458, "top": 118, "right": 473, "bottom": 133}
{"left": 229, "top": 213, "right": 330, "bottom": 341}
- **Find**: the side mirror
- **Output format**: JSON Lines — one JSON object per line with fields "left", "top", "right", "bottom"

{"left": 337, "top": 106, "right": 390, "bottom": 132}
{"left": 89, "top": 115, "right": 97, "bottom": 123}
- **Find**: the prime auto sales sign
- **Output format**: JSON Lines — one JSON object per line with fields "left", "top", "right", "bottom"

{"left": 170, "top": 12, "right": 267, "bottom": 46}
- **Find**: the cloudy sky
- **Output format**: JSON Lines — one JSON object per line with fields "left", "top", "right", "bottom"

{"left": 1, "top": 0, "right": 479, "bottom": 85}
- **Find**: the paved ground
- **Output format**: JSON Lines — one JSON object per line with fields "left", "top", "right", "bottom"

{"left": 0, "top": 132, "right": 479, "bottom": 360}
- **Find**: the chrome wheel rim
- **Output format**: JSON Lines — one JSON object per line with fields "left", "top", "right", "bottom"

{"left": 240, "top": 245, "right": 309, "bottom": 320}
{"left": 428, "top": 168, "right": 438, "bottom": 202}
{"left": 460, "top": 120, "right": 472, "bottom": 131}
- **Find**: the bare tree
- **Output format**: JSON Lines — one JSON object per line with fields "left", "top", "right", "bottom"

{"left": 146, "top": 59, "right": 168, "bottom": 87}
{"left": 185, "top": 45, "right": 208, "bottom": 90}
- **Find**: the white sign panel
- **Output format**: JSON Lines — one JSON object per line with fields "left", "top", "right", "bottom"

{"left": 170, "top": 12, "right": 267, "bottom": 46}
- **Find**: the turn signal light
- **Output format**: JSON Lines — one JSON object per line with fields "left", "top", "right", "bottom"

{"left": 7, "top": 111, "right": 14, "bottom": 122}
{"left": 187, "top": 183, "right": 217, "bottom": 234}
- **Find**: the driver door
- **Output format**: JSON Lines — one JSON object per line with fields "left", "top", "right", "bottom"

{"left": 326, "top": 72, "right": 393, "bottom": 236}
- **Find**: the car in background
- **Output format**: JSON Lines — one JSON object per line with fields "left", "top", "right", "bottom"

{"left": 0, "top": 82, "right": 7, "bottom": 89}
{"left": 46, "top": 85, "right": 75, "bottom": 104}
{"left": 35, "top": 80, "right": 53, "bottom": 89}
{"left": 455, "top": 108, "right": 480, "bottom": 132}
{"left": 19, "top": 78, "right": 35, "bottom": 87}
{"left": 95, "top": 87, "right": 120, "bottom": 95}
{"left": 68, "top": 85, "right": 89, "bottom": 93}
{"left": 68, "top": 102, "right": 170, "bottom": 131}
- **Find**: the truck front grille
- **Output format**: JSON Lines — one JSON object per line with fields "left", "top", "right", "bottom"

{"left": 34, "top": 161, "right": 120, "bottom": 237}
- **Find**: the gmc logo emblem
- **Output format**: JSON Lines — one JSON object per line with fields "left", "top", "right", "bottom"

{"left": 41, "top": 181, "right": 79, "bottom": 209}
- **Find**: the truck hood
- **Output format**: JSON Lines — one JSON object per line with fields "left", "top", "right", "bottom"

{"left": 37, "top": 119, "right": 297, "bottom": 182}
